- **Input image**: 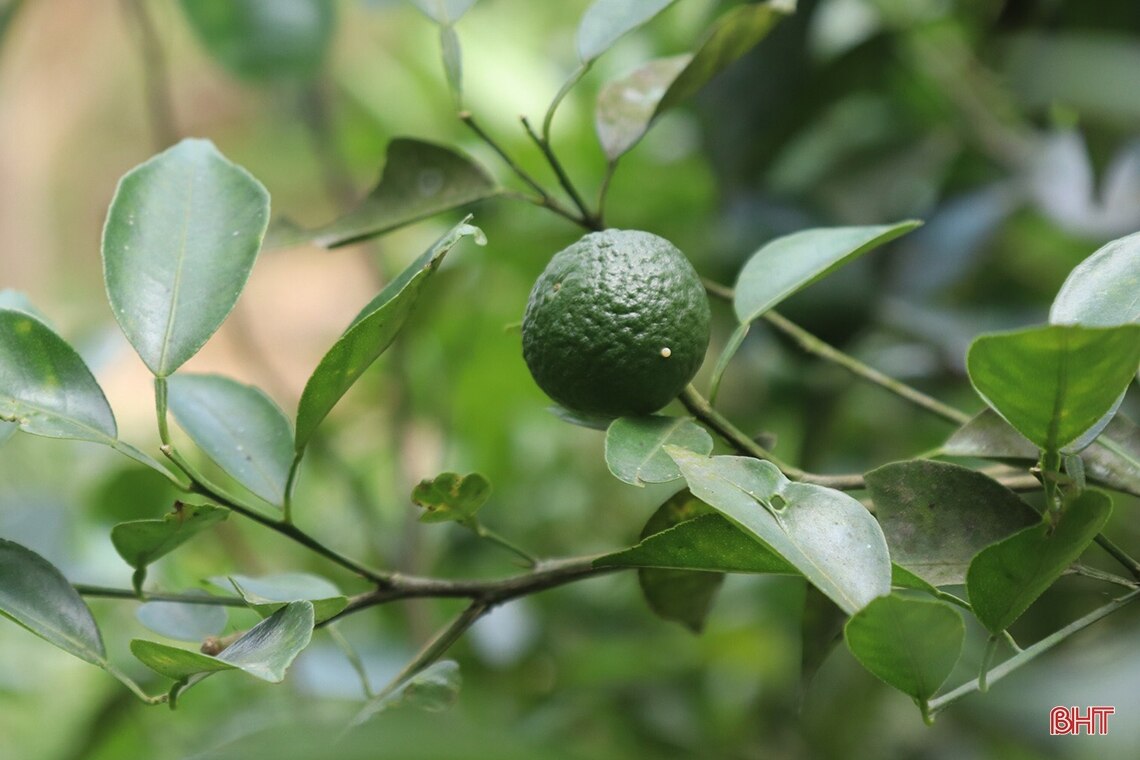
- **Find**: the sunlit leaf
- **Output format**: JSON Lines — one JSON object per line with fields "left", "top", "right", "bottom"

{"left": 111, "top": 503, "right": 229, "bottom": 570}
{"left": 667, "top": 448, "right": 891, "bottom": 613}
{"left": 0, "top": 309, "right": 117, "bottom": 443}
{"left": 102, "top": 138, "right": 270, "bottom": 377}
{"left": 734, "top": 222, "right": 920, "bottom": 324}
{"left": 577, "top": 0, "right": 678, "bottom": 63}
{"left": 412, "top": 472, "right": 491, "bottom": 524}
{"left": 966, "top": 324, "right": 1140, "bottom": 454}
{"left": 604, "top": 416, "right": 713, "bottom": 486}
{"left": 864, "top": 461, "right": 1037, "bottom": 586}
{"left": 967, "top": 490, "right": 1111, "bottom": 633}
{"left": 302, "top": 140, "right": 497, "bottom": 248}
{"left": 167, "top": 374, "right": 294, "bottom": 507}
{"left": 294, "top": 219, "right": 485, "bottom": 449}
{"left": 0, "top": 538, "right": 106, "bottom": 666}
{"left": 1050, "top": 230, "right": 1140, "bottom": 327}
{"left": 845, "top": 594, "right": 964, "bottom": 704}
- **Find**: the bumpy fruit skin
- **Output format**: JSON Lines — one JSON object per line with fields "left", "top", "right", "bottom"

{"left": 522, "top": 229, "right": 711, "bottom": 417}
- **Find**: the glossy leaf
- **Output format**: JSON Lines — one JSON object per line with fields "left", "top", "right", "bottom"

{"left": 167, "top": 374, "right": 294, "bottom": 507}
{"left": 734, "top": 222, "right": 920, "bottom": 324}
{"left": 865, "top": 461, "right": 1037, "bottom": 586}
{"left": 595, "top": 56, "right": 689, "bottom": 161}
{"left": 0, "top": 309, "right": 117, "bottom": 443}
{"left": 306, "top": 140, "right": 497, "bottom": 248}
{"left": 667, "top": 448, "right": 891, "bottom": 613}
{"left": 132, "top": 600, "right": 315, "bottom": 682}
{"left": 179, "top": 0, "right": 335, "bottom": 82}
{"left": 845, "top": 594, "right": 964, "bottom": 703}
{"left": 1050, "top": 228, "right": 1140, "bottom": 326}
{"left": 577, "top": 0, "right": 678, "bottom": 63}
{"left": 967, "top": 490, "right": 1111, "bottom": 633}
{"left": 352, "top": 660, "right": 461, "bottom": 726}
{"left": 102, "top": 138, "right": 270, "bottom": 377}
{"left": 136, "top": 600, "right": 228, "bottom": 642}
{"left": 410, "top": 0, "right": 477, "bottom": 24}
{"left": 605, "top": 416, "right": 713, "bottom": 487}
{"left": 943, "top": 410, "right": 1140, "bottom": 498}
{"left": 294, "top": 219, "right": 484, "bottom": 449}
{"left": 111, "top": 503, "right": 229, "bottom": 570}
{"left": 0, "top": 538, "right": 106, "bottom": 666}
{"left": 596, "top": 3, "right": 789, "bottom": 161}
{"left": 412, "top": 472, "right": 491, "bottom": 524}
{"left": 216, "top": 573, "right": 346, "bottom": 623}
{"left": 966, "top": 324, "right": 1140, "bottom": 453}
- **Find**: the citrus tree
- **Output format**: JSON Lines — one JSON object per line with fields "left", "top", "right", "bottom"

{"left": 1, "top": 0, "right": 1139, "bottom": 756}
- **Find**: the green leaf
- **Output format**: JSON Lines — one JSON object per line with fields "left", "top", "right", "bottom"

{"left": 302, "top": 140, "right": 497, "bottom": 248}
{"left": 966, "top": 324, "right": 1140, "bottom": 454}
{"left": 412, "top": 472, "right": 491, "bottom": 524}
{"left": 800, "top": 586, "right": 846, "bottom": 689}
{"left": 734, "top": 222, "right": 921, "bottom": 324}
{"left": 294, "top": 219, "right": 484, "bottom": 449}
{"left": 595, "top": 56, "right": 690, "bottom": 161}
{"left": 136, "top": 600, "right": 228, "bottom": 642}
{"left": 1050, "top": 231, "right": 1140, "bottom": 327}
{"left": 967, "top": 490, "right": 1112, "bottom": 634}
{"left": 179, "top": 0, "right": 336, "bottom": 82}
{"left": 577, "top": 0, "right": 679, "bottom": 63}
{"left": 943, "top": 410, "right": 1140, "bottom": 498}
{"left": 864, "top": 461, "right": 1038, "bottom": 586}
{"left": 410, "top": 0, "right": 478, "bottom": 24}
{"left": 167, "top": 374, "right": 294, "bottom": 507}
{"left": 595, "top": 2, "right": 791, "bottom": 161}
{"left": 667, "top": 448, "right": 891, "bottom": 613}
{"left": 111, "top": 503, "right": 229, "bottom": 570}
{"left": 440, "top": 25, "right": 463, "bottom": 101}
{"left": 844, "top": 594, "right": 964, "bottom": 704}
{"left": 0, "top": 538, "right": 106, "bottom": 666}
{"left": 215, "top": 573, "right": 346, "bottom": 623}
{"left": 604, "top": 415, "right": 714, "bottom": 487}
{"left": 352, "top": 660, "right": 461, "bottom": 726}
{"left": 102, "top": 138, "right": 270, "bottom": 377}
{"left": 0, "top": 309, "right": 117, "bottom": 443}
{"left": 132, "top": 600, "right": 315, "bottom": 683}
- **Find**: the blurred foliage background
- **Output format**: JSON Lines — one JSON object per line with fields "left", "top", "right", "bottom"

{"left": 2, "top": 0, "right": 1139, "bottom": 757}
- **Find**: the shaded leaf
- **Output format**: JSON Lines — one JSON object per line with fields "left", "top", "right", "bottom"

{"left": 667, "top": 448, "right": 891, "bottom": 613}
{"left": 595, "top": 56, "right": 690, "bottom": 161}
{"left": 596, "top": 515, "right": 794, "bottom": 574}
{"left": 577, "top": 0, "right": 678, "bottom": 63}
{"left": 167, "top": 374, "right": 294, "bottom": 507}
{"left": 132, "top": 600, "right": 315, "bottom": 683}
{"left": 352, "top": 660, "right": 461, "bottom": 726}
{"left": 1050, "top": 230, "right": 1140, "bottom": 327}
{"left": 294, "top": 219, "right": 484, "bottom": 449}
{"left": 412, "top": 472, "right": 491, "bottom": 524}
{"left": 410, "top": 0, "right": 477, "bottom": 24}
{"left": 943, "top": 410, "right": 1140, "bottom": 498}
{"left": 179, "top": 0, "right": 335, "bottom": 82}
{"left": 845, "top": 594, "right": 964, "bottom": 703}
{"left": 734, "top": 222, "right": 920, "bottom": 324}
{"left": 966, "top": 324, "right": 1140, "bottom": 453}
{"left": 967, "top": 490, "right": 1111, "bottom": 633}
{"left": 440, "top": 25, "right": 462, "bottom": 100}
{"left": 102, "top": 138, "right": 270, "bottom": 377}
{"left": 216, "top": 573, "right": 346, "bottom": 623}
{"left": 0, "top": 309, "right": 117, "bottom": 443}
{"left": 305, "top": 140, "right": 497, "bottom": 248}
{"left": 111, "top": 503, "right": 229, "bottom": 570}
{"left": 0, "top": 538, "right": 106, "bottom": 666}
{"left": 605, "top": 415, "right": 713, "bottom": 486}
{"left": 865, "top": 461, "right": 1038, "bottom": 586}
{"left": 136, "top": 599, "right": 229, "bottom": 642}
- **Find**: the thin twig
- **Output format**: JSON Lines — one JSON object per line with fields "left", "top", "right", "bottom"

{"left": 74, "top": 585, "right": 248, "bottom": 606}
{"left": 521, "top": 116, "right": 601, "bottom": 229}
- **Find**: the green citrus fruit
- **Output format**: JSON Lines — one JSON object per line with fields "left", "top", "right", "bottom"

{"left": 522, "top": 229, "right": 711, "bottom": 417}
